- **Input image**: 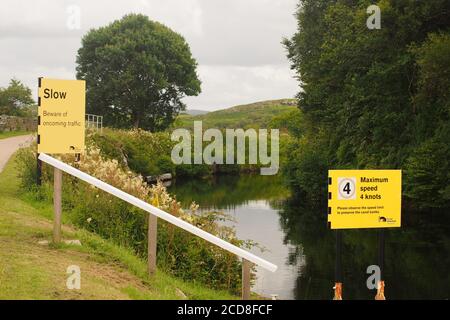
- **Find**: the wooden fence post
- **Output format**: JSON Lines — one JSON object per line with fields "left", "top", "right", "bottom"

{"left": 242, "top": 258, "right": 253, "bottom": 300}
{"left": 148, "top": 213, "right": 157, "bottom": 274}
{"left": 53, "top": 167, "right": 62, "bottom": 243}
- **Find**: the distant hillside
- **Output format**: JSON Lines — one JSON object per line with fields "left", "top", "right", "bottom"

{"left": 183, "top": 109, "right": 209, "bottom": 116}
{"left": 174, "top": 99, "right": 297, "bottom": 129}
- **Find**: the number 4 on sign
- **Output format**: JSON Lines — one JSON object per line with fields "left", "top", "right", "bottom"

{"left": 343, "top": 182, "right": 351, "bottom": 195}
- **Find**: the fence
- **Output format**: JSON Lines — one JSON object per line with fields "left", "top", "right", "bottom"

{"left": 0, "top": 115, "right": 36, "bottom": 132}
{"left": 38, "top": 153, "right": 277, "bottom": 300}
{"left": 85, "top": 114, "right": 103, "bottom": 132}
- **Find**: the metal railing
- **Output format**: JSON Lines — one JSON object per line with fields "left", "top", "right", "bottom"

{"left": 85, "top": 114, "right": 103, "bottom": 133}
{"left": 38, "top": 153, "right": 277, "bottom": 299}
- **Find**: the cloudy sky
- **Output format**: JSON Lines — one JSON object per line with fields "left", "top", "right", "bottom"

{"left": 0, "top": 0, "right": 299, "bottom": 111}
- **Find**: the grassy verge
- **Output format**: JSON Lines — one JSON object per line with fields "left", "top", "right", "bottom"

{"left": 0, "top": 131, "right": 31, "bottom": 140}
{"left": 0, "top": 153, "right": 237, "bottom": 300}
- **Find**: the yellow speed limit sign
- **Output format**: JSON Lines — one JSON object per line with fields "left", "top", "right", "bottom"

{"left": 327, "top": 170, "right": 401, "bottom": 229}
{"left": 37, "top": 78, "right": 85, "bottom": 154}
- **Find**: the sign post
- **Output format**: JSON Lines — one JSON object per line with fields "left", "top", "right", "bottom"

{"left": 37, "top": 77, "right": 86, "bottom": 243}
{"left": 53, "top": 167, "right": 62, "bottom": 243}
{"left": 36, "top": 152, "right": 42, "bottom": 186}
{"left": 328, "top": 169, "right": 401, "bottom": 299}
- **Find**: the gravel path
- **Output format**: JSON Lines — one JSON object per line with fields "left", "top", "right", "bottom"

{"left": 0, "top": 134, "right": 34, "bottom": 173}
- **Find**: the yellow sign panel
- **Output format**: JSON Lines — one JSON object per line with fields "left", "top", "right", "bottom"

{"left": 328, "top": 170, "right": 401, "bottom": 229}
{"left": 37, "top": 78, "right": 85, "bottom": 154}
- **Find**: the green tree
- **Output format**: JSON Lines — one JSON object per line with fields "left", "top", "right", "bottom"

{"left": 76, "top": 14, "right": 201, "bottom": 131}
{"left": 269, "top": 108, "right": 304, "bottom": 136}
{"left": 403, "top": 33, "right": 450, "bottom": 208}
{"left": 284, "top": 0, "right": 450, "bottom": 208}
{"left": 0, "top": 79, "right": 34, "bottom": 116}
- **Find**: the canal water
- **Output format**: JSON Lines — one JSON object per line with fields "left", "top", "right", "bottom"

{"left": 169, "top": 174, "right": 450, "bottom": 300}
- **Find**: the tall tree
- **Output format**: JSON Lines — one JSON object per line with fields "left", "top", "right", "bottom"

{"left": 284, "top": 0, "right": 450, "bottom": 208}
{"left": 76, "top": 14, "right": 201, "bottom": 131}
{"left": 0, "top": 79, "right": 34, "bottom": 116}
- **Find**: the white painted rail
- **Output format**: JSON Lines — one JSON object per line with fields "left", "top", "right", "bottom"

{"left": 38, "top": 153, "right": 278, "bottom": 273}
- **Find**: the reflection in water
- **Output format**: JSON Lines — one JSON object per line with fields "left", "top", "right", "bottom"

{"left": 169, "top": 174, "right": 300, "bottom": 299}
{"left": 169, "top": 174, "right": 450, "bottom": 300}
{"left": 280, "top": 195, "right": 450, "bottom": 299}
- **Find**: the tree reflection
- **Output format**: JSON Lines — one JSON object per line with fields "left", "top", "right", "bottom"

{"left": 278, "top": 196, "right": 450, "bottom": 299}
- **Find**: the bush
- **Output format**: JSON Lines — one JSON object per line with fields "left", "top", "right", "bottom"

{"left": 16, "top": 145, "right": 254, "bottom": 293}
{"left": 90, "top": 128, "right": 175, "bottom": 177}
{"left": 156, "top": 156, "right": 175, "bottom": 175}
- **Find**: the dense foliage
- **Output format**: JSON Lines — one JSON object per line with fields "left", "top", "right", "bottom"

{"left": 284, "top": 0, "right": 450, "bottom": 208}
{"left": 76, "top": 14, "right": 201, "bottom": 132}
{"left": 91, "top": 128, "right": 176, "bottom": 177}
{"left": 16, "top": 143, "right": 252, "bottom": 293}
{"left": 91, "top": 127, "right": 285, "bottom": 178}
{"left": 0, "top": 79, "right": 35, "bottom": 117}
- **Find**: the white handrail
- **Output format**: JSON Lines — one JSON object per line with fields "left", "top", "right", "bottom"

{"left": 38, "top": 153, "right": 278, "bottom": 272}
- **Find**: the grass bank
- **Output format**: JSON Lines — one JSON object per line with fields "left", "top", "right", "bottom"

{"left": 0, "top": 153, "right": 236, "bottom": 299}
{"left": 0, "top": 130, "right": 31, "bottom": 140}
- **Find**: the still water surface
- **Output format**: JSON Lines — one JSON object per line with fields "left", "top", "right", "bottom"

{"left": 169, "top": 174, "right": 449, "bottom": 300}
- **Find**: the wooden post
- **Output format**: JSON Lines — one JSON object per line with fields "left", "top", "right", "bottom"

{"left": 241, "top": 258, "right": 252, "bottom": 300}
{"left": 147, "top": 213, "right": 157, "bottom": 274}
{"left": 53, "top": 167, "right": 62, "bottom": 243}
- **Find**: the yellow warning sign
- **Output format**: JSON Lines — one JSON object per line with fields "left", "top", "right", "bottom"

{"left": 37, "top": 78, "right": 85, "bottom": 154}
{"left": 328, "top": 170, "right": 401, "bottom": 229}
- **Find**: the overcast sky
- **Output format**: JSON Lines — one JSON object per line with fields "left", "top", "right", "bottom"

{"left": 0, "top": 0, "right": 299, "bottom": 111}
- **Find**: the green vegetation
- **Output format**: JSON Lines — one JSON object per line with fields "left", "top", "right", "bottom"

{"left": 76, "top": 14, "right": 201, "bottom": 131}
{"left": 0, "top": 79, "right": 35, "bottom": 117}
{"left": 173, "top": 99, "right": 297, "bottom": 130}
{"left": 0, "top": 79, "right": 36, "bottom": 135}
{"left": 90, "top": 128, "right": 175, "bottom": 177}
{"left": 88, "top": 128, "right": 209, "bottom": 178}
{"left": 89, "top": 98, "right": 296, "bottom": 179}
{"left": 0, "top": 131, "right": 31, "bottom": 140}
{"left": 0, "top": 153, "right": 236, "bottom": 299}
{"left": 283, "top": 0, "right": 450, "bottom": 208}
{"left": 16, "top": 143, "right": 254, "bottom": 294}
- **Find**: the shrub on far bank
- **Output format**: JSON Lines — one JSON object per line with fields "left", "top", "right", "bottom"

{"left": 90, "top": 128, "right": 175, "bottom": 177}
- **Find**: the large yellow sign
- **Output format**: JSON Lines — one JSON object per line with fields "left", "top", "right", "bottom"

{"left": 328, "top": 170, "right": 401, "bottom": 229}
{"left": 37, "top": 78, "right": 85, "bottom": 154}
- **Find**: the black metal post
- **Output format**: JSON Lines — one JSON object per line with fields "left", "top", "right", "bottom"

{"left": 335, "top": 230, "right": 342, "bottom": 283}
{"left": 36, "top": 152, "right": 42, "bottom": 186}
{"left": 378, "top": 229, "right": 385, "bottom": 281}
{"left": 37, "top": 77, "right": 42, "bottom": 186}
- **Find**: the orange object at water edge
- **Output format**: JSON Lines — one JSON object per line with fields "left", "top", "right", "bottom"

{"left": 333, "top": 282, "right": 343, "bottom": 300}
{"left": 375, "top": 280, "right": 386, "bottom": 300}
